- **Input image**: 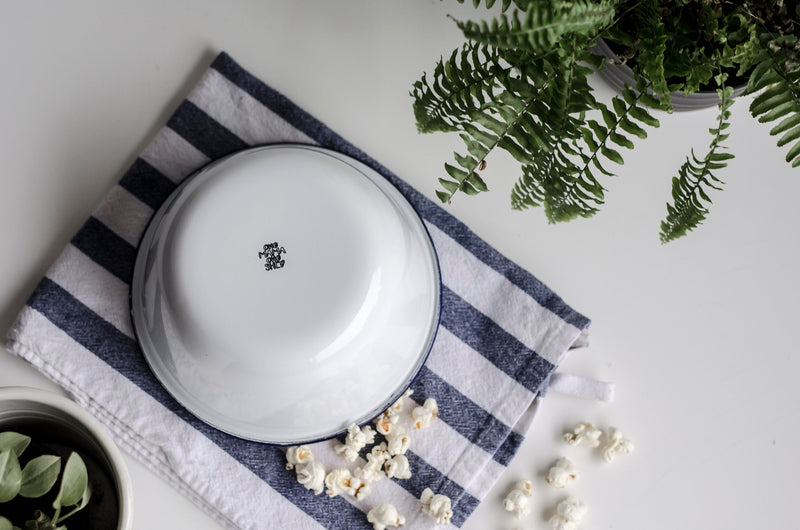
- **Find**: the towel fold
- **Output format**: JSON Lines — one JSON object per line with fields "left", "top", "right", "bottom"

{"left": 5, "top": 52, "right": 590, "bottom": 529}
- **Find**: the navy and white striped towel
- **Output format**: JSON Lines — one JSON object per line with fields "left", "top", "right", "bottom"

{"left": 5, "top": 52, "right": 590, "bottom": 529}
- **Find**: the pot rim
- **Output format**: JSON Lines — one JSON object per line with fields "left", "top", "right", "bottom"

{"left": 592, "top": 37, "right": 748, "bottom": 111}
{"left": 0, "top": 386, "right": 133, "bottom": 530}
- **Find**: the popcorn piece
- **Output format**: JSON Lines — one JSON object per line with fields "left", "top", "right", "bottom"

{"left": 354, "top": 463, "right": 384, "bottom": 485}
{"left": 325, "top": 468, "right": 356, "bottom": 498}
{"left": 601, "top": 427, "right": 634, "bottom": 463}
{"left": 420, "top": 487, "right": 453, "bottom": 525}
{"left": 367, "top": 503, "right": 406, "bottom": 530}
{"left": 502, "top": 484, "right": 531, "bottom": 519}
{"left": 386, "top": 426, "right": 411, "bottom": 456}
{"left": 562, "top": 423, "right": 602, "bottom": 448}
{"left": 389, "top": 388, "right": 414, "bottom": 413}
{"left": 511, "top": 479, "right": 532, "bottom": 497}
{"left": 370, "top": 441, "right": 391, "bottom": 462}
{"left": 384, "top": 454, "right": 412, "bottom": 479}
{"left": 361, "top": 424, "right": 377, "bottom": 444}
{"left": 325, "top": 467, "right": 373, "bottom": 499}
{"left": 351, "top": 476, "right": 372, "bottom": 500}
{"left": 295, "top": 460, "right": 325, "bottom": 495}
{"left": 285, "top": 445, "right": 314, "bottom": 470}
{"left": 375, "top": 389, "right": 413, "bottom": 435}
{"left": 411, "top": 397, "right": 439, "bottom": 429}
{"left": 545, "top": 457, "right": 579, "bottom": 489}
{"left": 374, "top": 409, "right": 400, "bottom": 436}
{"left": 557, "top": 496, "right": 588, "bottom": 520}
{"left": 354, "top": 445, "right": 390, "bottom": 484}
{"left": 548, "top": 496, "right": 587, "bottom": 530}
{"left": 335, "top": 423, "right": 377, "bottom": 462}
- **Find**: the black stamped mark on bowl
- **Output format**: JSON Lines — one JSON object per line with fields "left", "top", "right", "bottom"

{"left": 258, "top": 242, "right": 286, "bottom": 271}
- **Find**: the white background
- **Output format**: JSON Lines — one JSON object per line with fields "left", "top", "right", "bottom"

{"left": 1, "top": 1, "right": 798, "bottom": 529}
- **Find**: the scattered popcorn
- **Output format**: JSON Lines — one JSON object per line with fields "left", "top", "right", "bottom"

{"left": 545, "top": 457, "right": 579, "bottom": 489}
{"left": 502, "top": 482, "right": 532, "bottom": 519}
{"left": 335, "top": 423, "right": 377, "bottom": 462}
{"left": 285, "top": 445, "right": 314, "bottom": 470}
{"left": 562, "top": 423, "right": 602, "bottom": 448}
{"left": 601, "top": 427, "right": 634, "bottom": 463}
{"left": 367, "top": 503, "right": 406, "bottom": 530}
{"left": 295, "top": 461, "right": 326, "bottom": 495}
{"left": 411, "top": 397, "right": 439, "bottom": 429}
{"left": 324, "top": 468, "right": 356, "bottom": 498}
{"left": 548, "top": 496, "right": 587, "bottom": 530}
{"left": 386, "top": 426, "right": 411, "bottom": 456}
{"left": 420, "top": 487, "right": 453, "bottom": 525}
{"left": 384, "top": 454, "right": 412, "bottom": 479}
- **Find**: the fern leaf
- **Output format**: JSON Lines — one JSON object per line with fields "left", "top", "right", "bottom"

{"left": 511, "top": 164, "right": 545, "bottom": 209}
{"left": 455, "top": 0, "right": 513, "bottom": 10}
{"left": 747, "top": 39, "right": 800, "bottom": 168}
{"left": 510, "top": 37, "right": 608, "bottom": 221}
{"left": 560, "top": 83, "right": 662, "bottom": 215}
{"left": 659, "top": 85, "right": 735, "bottom": 243}
{"left": 429, "top": 43, "right": 557, "bottom": 203}
{"left": 435, "top": 80, "right": 545, "bottom": 203}
{"left": 631, "top": 0, "right": 669, "bottom": 97}
{"left": 454, "top": 0, "right": 618, "bottom": 53}
{"left": 411, "top": 43, "right": 505, "bottom": 134}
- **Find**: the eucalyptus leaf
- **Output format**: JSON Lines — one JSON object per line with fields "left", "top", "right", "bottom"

{"left": 0, "top": 448, "right": 22, "bottom": 503}
{"left": 56, "top": 452, "right": 88, "bottom": 508}
{"left": 19, "top": 455, "right": 61, "bottom": 499}
{"left": 0, "top": 433, "right": 31, "bottom": 458}
{"left": 0, "top": 515, "right": 12, "bottom": 530}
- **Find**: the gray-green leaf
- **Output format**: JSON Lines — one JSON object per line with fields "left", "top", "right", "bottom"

{"left": 0, "top": 515, "right": 13, "bottom": 530}
{"left": 0, "top": 449, "right": 22, "bottom": 502}
{"left": 19, "top": 454, "right": 61, "bottom": 498}
{"left": 56, "top": 452, "right": 88, "bottom": 507}
{"left": 0, "top": 432, "right": 31, "bottom": 458}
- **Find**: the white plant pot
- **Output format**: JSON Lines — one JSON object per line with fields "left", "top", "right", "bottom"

{"left": 0, "top": 386, "right": 133, "bottom": 530}
{"left": 592, "top": 38, "right": 747, "bottom": 111}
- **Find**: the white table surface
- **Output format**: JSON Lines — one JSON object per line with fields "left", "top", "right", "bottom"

{"left": 1, "top": 2, "right": 798, "bottom": 529}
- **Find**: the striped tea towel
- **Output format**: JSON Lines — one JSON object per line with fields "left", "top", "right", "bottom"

{"left": 5, "top": 52, "right": 590, "bottom": 529}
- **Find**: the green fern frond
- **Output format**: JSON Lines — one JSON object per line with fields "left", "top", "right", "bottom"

{"left": 435, "top": 56, "right": 553, "bottom": 203}
{"left": 530, "top": 46, "right": 596, "bottom": 221}
{"left": 551, "top": 82, "right": 663, "bottom": 218}
{"left": 747, "top": 37, "right": 800, "bottom": 168}
{"left": 509, "top": 39, "right": 608, "bottom": 221}
{"left": 659, "top": 82, "right": 735, "bottom": 243}
{"left": 411, "top": 43, "right": 506, "bottom": 134}
{"left": 455, "top": 0, "right": 513, "bottom": 10}
{"left": 511, "top": 71, "right": 664, "bottom": 220}
{"left": 510, "top": 164, "right": 545, "bottom": 209}
{"left": 453, "top": 0, "right": 618, "bottom": 53}
{"left": 632, "top": 0, "right": 669, "bottom": 97}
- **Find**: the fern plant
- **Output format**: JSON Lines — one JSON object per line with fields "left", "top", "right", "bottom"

{"left": 412, "top": 0, "right": 800, "bottom": 242}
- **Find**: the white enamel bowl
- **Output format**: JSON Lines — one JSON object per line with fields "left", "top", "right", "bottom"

{"left": 130, "top": 145, "right": 440, "bottom": 444}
